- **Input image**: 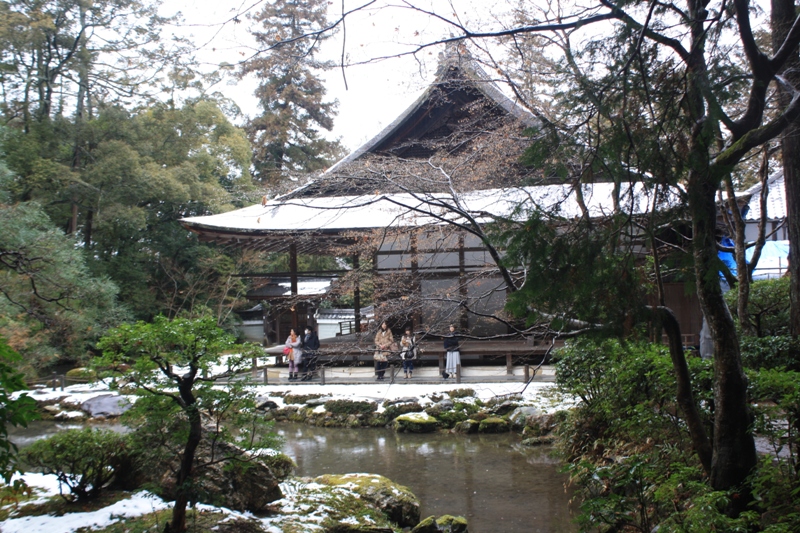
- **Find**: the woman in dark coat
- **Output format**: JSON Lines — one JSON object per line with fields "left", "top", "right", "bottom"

{"left": 443, "top": 324, "right": 460, "bottom": 378}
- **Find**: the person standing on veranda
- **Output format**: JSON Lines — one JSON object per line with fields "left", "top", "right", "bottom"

{"left": 374, "top": 321, "right": 393, "bottom": 381}
{"left": 443, "top": 324, "right": 460, "bottom": 379}
{"left": 400, "top": 327, "right": 417, "bottom": 379}
{"left": 285, "top": 329, "right": 303, "bottom": 381}
{"left": 301, "top": 326, "right": 320, "bottom": 381}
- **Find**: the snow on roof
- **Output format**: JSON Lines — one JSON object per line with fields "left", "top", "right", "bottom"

{"left": 741, "top": 171, "right": 787, "bottom": 220}
{"left": 181, "top": 183, "right": 680, "bottom": 235}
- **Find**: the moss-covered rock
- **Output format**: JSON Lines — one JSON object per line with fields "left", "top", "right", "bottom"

{"left": 325, "top": 399, "right": 377, "bottom": 415}
{"left": 521, "top": 435, "right": 555, "bottom": 446}
{"left": 283, "top": 393, "right": 324, "bottom": 405}
{"left": 446, "top": 388, "right": 475, "bottom": 399}
{"left": 382, "top": 402, "right": 423, "bottom": 421}
{"left": 264, "top": 478, "right": 399, "bottom": 532}
{"left": 412, "top": 515, "right": 469, "bottom": 533}
{"left": 262, "top": 452, "right": 295, "bottom": 480}
{"left": 65, "top": 367, "right": 97, "bottom": 381}
{"left": 316, "top": 473, "right": 421, "bottom": 527}
{"left": 521, "top": 413, "right": 559, "bottom": 436}
{"left": 478, "top": 417, "right": 509, "bottom": 433}
{"left": 452, "top": 419, "right": 479, "bottom": 434}
{"left": 394, "top": 412, "right": 439, "bottom": 433}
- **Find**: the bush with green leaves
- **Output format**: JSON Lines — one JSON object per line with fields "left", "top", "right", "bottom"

{"left": 22, "top": 428, "right": 129, "bottom": 502}
{"left": 556, "top": 338, "right": 800, "bottom": 531}
{"left": 739, "top": 335, "right": 800, "bottom": 371}
{"left": 555, "top": 338, "right": 713, "bottom": 458}
{"left": 725, "top": 277, "right": 790, "bottom": 337}
{"left": 0, "top": 336, "right": 38, "bottom": 484}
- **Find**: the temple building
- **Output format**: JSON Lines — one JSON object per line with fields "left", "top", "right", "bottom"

{"left": 181, "top": 48, "right": 707, "bottom": 361}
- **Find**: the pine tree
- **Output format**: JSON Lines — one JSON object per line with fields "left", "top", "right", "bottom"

{"left": 242, "top": 0, "right": 343, "bottom": 186}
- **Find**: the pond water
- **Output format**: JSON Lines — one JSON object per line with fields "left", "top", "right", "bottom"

{"left": 9, "top": 421, "right": 577, "bottom": 533}
{"left": 276, "top": 423, "right": 576, "bottom": 533}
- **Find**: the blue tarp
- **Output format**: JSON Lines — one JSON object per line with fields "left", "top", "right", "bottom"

{"left": 746, "top": 240, "right": 790, "bottom": 279}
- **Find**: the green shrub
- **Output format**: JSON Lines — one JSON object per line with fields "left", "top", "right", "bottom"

{"left": 22, "top": 428, "right": 130, "bottom": 502}
{"left": 749, "top": 368, "right": 800, "bottom": 466}
{"left": 725, "top": 277, "right": 790, "bottom": 337}
{"left": 739, "top": 335, "right": 800, "bottom": 371}
{"left": 324, "top": 399, "right": 376, "bottom": 415}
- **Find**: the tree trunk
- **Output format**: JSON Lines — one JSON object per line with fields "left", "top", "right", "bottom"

{"left": 687, "top": 167, "right": 757, "bottom": 497}
{"left": 654, "top": 306, "right": 713, "bottom": 474}
{"left": 167, "top": 384, "right": 201, "bottom": 532}
{"left": 772, "top": 0, "right": 800, "bottom": 337}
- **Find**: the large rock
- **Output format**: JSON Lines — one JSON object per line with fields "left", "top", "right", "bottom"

{"left": 80, "top": 394, "right": 131, "bottom": 418}
{"left": 412, "top": 515, "right": 469, "bottom": 533}
{"left": 508, "top": 406, "right": 540, "bottom": 429}
{"left": 385, "top": 397, "right": 419, "bottom": 406}
{"left": 489, "top": 400, "right": 518, "bottom": 416}
{"left": 394, "top": 412, "right": 438, "bottom": 433}
{"left": 316, "top": 473, "right": 421, "bottom": 527}
{"left": 155, "top": 438, "right": 294, "bottom": 513}
{"left": 478, "top": 417, "right": 509, "bottom": 433}
{"left": 306, "top": 396, "right": 336, "bottom": 406}
{"left": 436, "top": 398, "right": 454, "bottom": 411}
{"left": 452, "top": 420, "right": 479, "bottom": 434}
{"left": 264, "top": 478, "right": 401, "bottom": 532}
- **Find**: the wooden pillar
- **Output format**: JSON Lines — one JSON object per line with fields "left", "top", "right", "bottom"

{"left": 458, "top": 233, "right": 469, "bottom": 331}
{"left": 290, "top": 243, "right": 299, "bottom": 331}
{"left": 411, "top": 232, "right": 421, "bottom": 330}
{"left": 353, "top": 253, "right": 361, "bottom": 334}
{"left": 506, "top": 353, "right": 513, "bottom": 375}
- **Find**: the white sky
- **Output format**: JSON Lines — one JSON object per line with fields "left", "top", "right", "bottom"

{"left": 164, "top": 1, "right": 517, "bottom": 150}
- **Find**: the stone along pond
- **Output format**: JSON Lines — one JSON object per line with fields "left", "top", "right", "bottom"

{"left": 10, "top": 421, "right": 576, "bottom": 533}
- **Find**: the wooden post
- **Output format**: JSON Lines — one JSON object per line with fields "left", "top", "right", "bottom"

{"left": 456, "top": 364, "right": 462, "bottom": 384}
{"left": 524, "top": 364, "right": 530, "bottom": 382}
{"left": 410, "top": 232, "right": 421, "bottom": 330}
{"left": 52, "top": 372, "right": 57, "bottom": 391}
{"left": 60, "top": 375, "right": 65, "bottom": 391}
{"left": 353, "top": 253, "right": 361, "bottom": 334}
{"left": 321, "top": 366, "right": 326, "bottom": 385}
{"left": 439, "top": 353, "right": 445, "bottom": 375}
{"left": 506, "top": 354, "right": 513, "bottom": 375}
{"left": 263, "top": 367, "right": 269, "bottom": 384}
{"left": 458, "top": 233, "right": 469, "bottom": 331}
{"left": 252, "top": 357, "right": 258, "bottom": 379}
{"left": 289, "top": 243, "right": 299, "bottom": 331}
{"left": 390, "top": 364, "right": 395, "bottom": 384}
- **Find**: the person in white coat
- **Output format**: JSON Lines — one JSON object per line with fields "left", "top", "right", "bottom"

{"left": 285, "top": 329, "right": 303, "bottom": 381}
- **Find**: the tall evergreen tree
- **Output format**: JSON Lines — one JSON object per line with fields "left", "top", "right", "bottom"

{"left": 242, "top": 0, "right": 343, "bottom": 186}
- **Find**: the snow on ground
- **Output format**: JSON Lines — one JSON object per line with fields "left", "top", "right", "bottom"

{"left": 11, "top": 382, "right": 115, "bottom": 406}
{"left": 13, "top": 365, "right": 573, "bottom": 416}
{"left": 2, "top": 473, "right": 170, "bottom": 533}
{"left": 1, "top": 473, "right": 254, "bottom": 533}
{"left": 252, "top": 380, "right": 571, "bottom": 413}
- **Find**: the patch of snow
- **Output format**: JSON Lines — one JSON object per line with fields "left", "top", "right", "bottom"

{"left": 0, "top": 491, "right": 170, "bottom": 533}
{"left": 54, "top": 411, "right": 85, "bottom": 420}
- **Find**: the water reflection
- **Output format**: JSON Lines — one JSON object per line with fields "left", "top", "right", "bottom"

{"left": 276, "top": 423, "right": 576, "bottom": 533}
